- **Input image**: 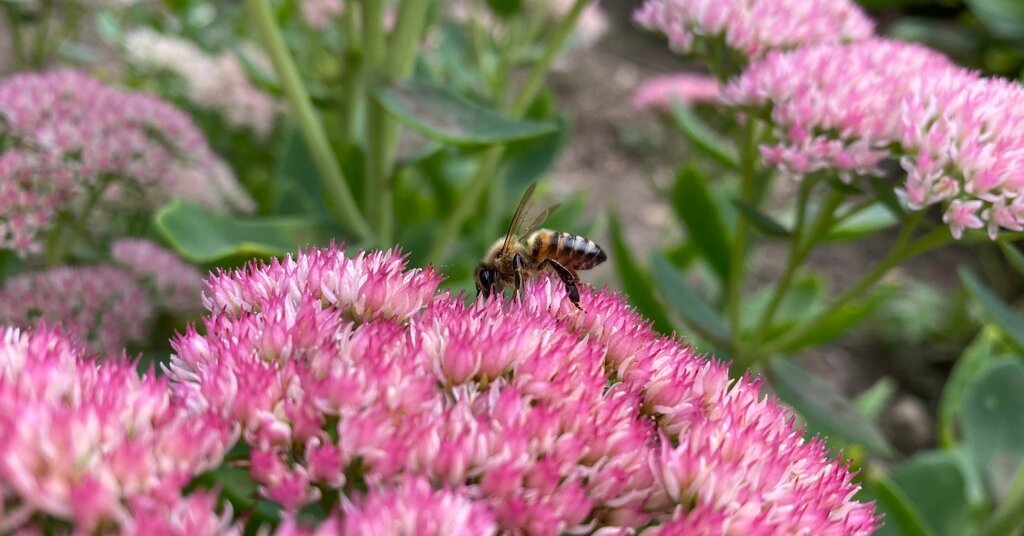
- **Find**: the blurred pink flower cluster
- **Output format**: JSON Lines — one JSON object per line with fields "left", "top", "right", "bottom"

{"left": 301, "top": 0, "right": 345, "bottom": 29}
{"left": 633, "top": 73, "right": 721, "bottom": 111}
{"left": 112, "top": 238, "right": 204, "bottom": 314}
{"left": 634, "top": 0, "right": 873, "bottom": 59}
{"left": 728, "top": 37, "right": 1024, "bottom": 239}
{"left": 169, "top": 245, "right": 877, "bottom": 534}
{"left": 0, "top": 239, "right": 203, "bottom": 353}
{"left": 0, "top": 70, "right": 253, "bottom": 254}
{"left": 0, "top": 325, "right": 235, "bottom": 533}
{"left": 123, "top": 29, "right": 277, "bottom": 140}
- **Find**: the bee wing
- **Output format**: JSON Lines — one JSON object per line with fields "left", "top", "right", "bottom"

{"left": 522, "top": 203, "right": 561, "bottom": 236}
{"left": 500, "top": 182, "right": 538, "bottom": 254}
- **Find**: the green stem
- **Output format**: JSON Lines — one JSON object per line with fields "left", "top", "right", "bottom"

{"left": 425, "top": 0, "right": 592, "bottom": 264}
{"left": 337, "top": 5, "right": 361, "bottom": 150}
{"left": 362, "top": 0, "right": 387, "bottom": 245}
{"left": 768, "top": 214, "right": 952, "bottom": 355}
{"left": 974, "top": 461, "right": 1024, "bottom": 536}
{"left": 44, "top": 176, "right": 112, "bottom": 266}
{"left": 30, "top": 0, "right": 54, "bottom": 68}
{"left": 245, "top": 0, "right": 373, "bottom": 243}
{"left": 727, "top": 119, "right": 759, "bottom": 335}
{"left": 3, "top": 7, "right": 28, "bottom": 68}
{"left": 753, "top": 187, "right": 845, "bottom": 343}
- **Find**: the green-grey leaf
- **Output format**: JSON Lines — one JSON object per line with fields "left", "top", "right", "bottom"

{"left": 860, "top": 472, "right": 935, "bottom": 536}
{"left": 668, "top": 102, "right": 739, "bottom": 170}
{"left": 731, "top": 199, "right": 791, "bottom": 238}
{"left": 963, "top": 359, "right": 1024, "bottom": 501}
{"left": 155, "top": 200, "right": 329, "bottom": 263}
{"left": 855, "top": 377, "right": 897, "bottom": 422}
{"left": 608, "top": 212, "right": 674, "bottom": 335}
{"left": 781, "top": 288, "right": 890, "bottom": 352}
{"left": 375, "top": 81, "right": 556, "bottom": 145}
{"left": 650, "top": 252, "right": 730, "bottom": 343}
{"left": 672, "top": 165, "right": 732, "bottom": 281}
{"left": 938, "top": 326, "right": 1007, "bottom": 449}
{"left": 890, "top": 451, "right": 971, "bottom": 536}
{"left": 960, "top": 268, "right": 1024, "bottom": 352}
{"left": 827, "top": 203, "right": 901, "bottom": 242}
{"left": 999, "top": 242, "right": 1024, "bottom": 277}
{"left": 741, "top": 276, "right": 824, "bottom": 340}
{"left": 767, "top": 357, "right": 893, "bottom": 455}
{"left": 965, "top": 0, "right": 1024, "bottom": 40}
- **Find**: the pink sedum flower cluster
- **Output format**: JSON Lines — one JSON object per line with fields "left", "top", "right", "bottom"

{"left": 726, "top": 39, "right": 963, "bottom": 179}
{"left": 169, "top": 245, "right": 877, "bottom": 534}
{"left": 123, "top": 29, "right": 277, "bottom": 140}
{"left": 634, "top": 0, "right": 873, "bottom": 59}
{"left": 0, "top": 265, "right": 154, "bottom": 353}
{"left": 0, "top": 325, "right": 235, "bottom": 533}
{"left": 112, "top": 238, "right": 204, "bottom": 314}
{"left": 0, "top": 70, "right": 253, "bottom": 253}
{"left": 633, "top": 73, "right": 722, "bottom": 111}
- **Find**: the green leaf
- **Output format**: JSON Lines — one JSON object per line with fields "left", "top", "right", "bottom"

{"left": 888, "top": 17, "right": 982, "bottom": 65}
{"left": 938, "top": 326, "right": 1007, "bottom": 449}
{"left": 608, "top": 212, "right": 674, "bottom": 335}
{"left": 855, "top": 376, "right": 897, "bottom": 422}
{"left": 960, "top": 268, "right": 1024, "bottom": 352}
{"left": 767, "top": 357, "right": 893, "bottom": 455}
{"left": 963, "top": 359, "right": 1024, "bottom": 500}
{"left": 155, "top": 200, "right": 329, "bottom": 263}
{"left": 965, "top": 0, "right": 1024, "bottom": 40}
{"left": 781, "top": 288, "right": 890, "bottom": 352}
{"left": 485, "top": 0, "right": 522, "bottom": 17}
{"left": 272, "top": 130, "right": 328, "bottom": 216}
{"left": 500, "top": 116, "right": 567, "bottom": 192}
{"left": 827, "top": 203, "right": 901, "bottom": 242}
{"left": 650, "top": 252, "right": 730, "bottom": 343}
{"left": 889, "top": 451, "right": 971, "bottom": 536}
{"left": 860, "top": 472, "right": 935, "bottom": 536}
{"left": 671, "top": 165, "right": 732, "bottom": 281}
{"left": 731, "top": 199, "right": 790, "bottom": 238}
{"left": 668, "top": 103, "right": 739, "bottom": 170}
{"left": 375, "top": 81, "right": 556, "bottom": 145}
{"left": 999, "top": 242, "right": 1024, "bottom": 277}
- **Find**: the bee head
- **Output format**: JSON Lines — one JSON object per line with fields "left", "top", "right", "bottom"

{"left": 474, "top": 263, "right": 499, "bottom": 298}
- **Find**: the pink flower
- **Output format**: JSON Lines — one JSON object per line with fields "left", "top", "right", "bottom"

{"left": 123, "top": 30, "right": 277, "bottom": 139}
{"left": 0, "top": 70, "right": 253, "bottom": 253}
{"left": 0, "top": 265, "right": 154, "bottom": 353}
{"left": 726, "top": 39, "right": 964, "bottom": 179}
{"left": 126, "top": 491, "right": 239, "bottom": 536}
{"left": 0, "top": 325, "right": 235, "bottom": 533}
{"left": 169, "top": 245, "right": 877, "bottom": 534}
{"left": 633, "top": 73, "right": 722, "bottom": 111}
{"left": 900, "top": 73, "right": 1024, "bottom": 239}
{"left": 634, "top": 0, "right": 873, "bottom": 59}
{"left": 112, "top": 238, "right": 204, "bottom": 314}
{"left": 300, "top": 0, "right": 345, "bottom": 29}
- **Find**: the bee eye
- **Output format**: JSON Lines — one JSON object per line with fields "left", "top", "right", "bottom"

{"left": 477, "top": 268, "right": 497, "bottom": 295}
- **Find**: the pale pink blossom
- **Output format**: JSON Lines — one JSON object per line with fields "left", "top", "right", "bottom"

{"left": 301, "top": 0, "right": 345, "bottom": 29}
{"left": 0, "top": 70, "right": 253, "bottom": 253}
{"left": 111, "top": 238, "right": 204, "bottom": 313}
{"left": 123, "top": 29, "right": 277, "bottom": 139}
{"left": 726, "top": 39, "right": 964, "bottom": 180}
{"left": 900, "top": 73, "right": 1024, "bottom": 239}
{"left": 0, "top": 325, "right": 234, "bottom": 533}
{"left": 633, "top": 73, "right": 722, "bottom": 111}
{"left": 634, "top": 0, "right": 873, "bottom": 59}
{"left": 169, "top": 245, "right": 877, "bottom": 534}
{"left": 0, "top": 265, "right": 154, "bottom": 353}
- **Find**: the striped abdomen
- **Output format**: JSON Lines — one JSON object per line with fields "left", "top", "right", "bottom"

{"left": 528, "top": 229, "right": 607, "bottom": 271}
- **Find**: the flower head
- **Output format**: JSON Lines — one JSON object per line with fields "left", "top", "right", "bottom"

{"left": 633, "top": 73, "right": 722, "bottom": 111}
{"left": 112, "top": 238, "right": 204, "bottom": 314}
{"left": 0, "top": 325, "right": 234, "bottom": 533}
{"left": 0, "top": 265, "right": 154, "bottom": 353}
{"left": 123, "top": 30, "right": 277, "bottom": 139}
{"left": 900, "top": 73, "right": 1024, "bottom": 239}
{"left": 0, "top": 70, "right": 253, "bottom": 253}
{"left": 726, "top": 39, "right": 964, "bottom": 179}
{"left": 634, "top": 0, "right": 873, "bottom": 59}
{"left": 169, "top": 245, "right": 876, "bottom": 534}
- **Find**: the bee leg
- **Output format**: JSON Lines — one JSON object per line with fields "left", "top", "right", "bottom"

{"left": 512, "top": 253, "right": 525, "bottom": 301}
{"left": 543, "top": 259, "right": 582, "bottom": 310}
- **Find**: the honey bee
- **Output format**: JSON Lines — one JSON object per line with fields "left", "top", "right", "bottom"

{"left": 474, "top": 182, "right": 607, "bottom": 309}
